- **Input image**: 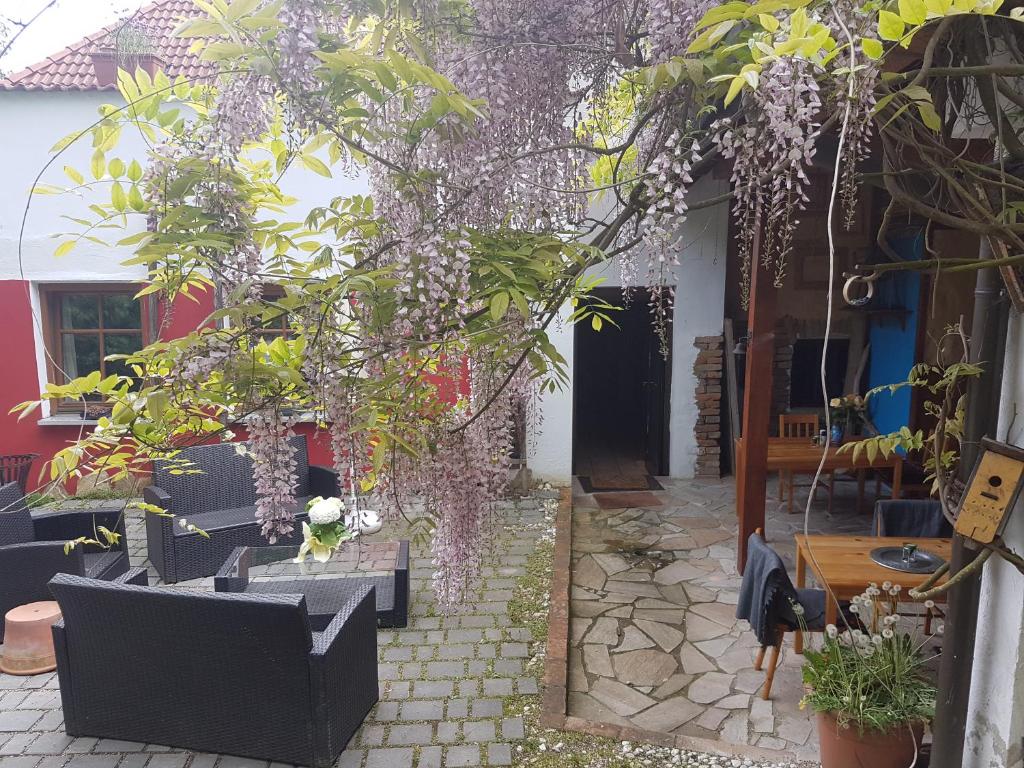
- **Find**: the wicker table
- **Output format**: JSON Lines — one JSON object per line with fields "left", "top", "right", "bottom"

{"left": 214, "top": 540, "right": 409, "bottom": 628}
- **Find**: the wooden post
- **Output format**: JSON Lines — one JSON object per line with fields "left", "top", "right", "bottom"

{"left": 736, "top": 226, "right": 776, "bottom": 573}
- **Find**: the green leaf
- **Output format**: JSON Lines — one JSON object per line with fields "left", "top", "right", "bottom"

{"left": 90, "top": 149, "right": 106, "bottom": 180}
{"left": 758, "top": 13, "right": 779, "bottom": 32}
{"left": 64, "top": 165, "right": 85, "bottom": 185}
{"left": 724, "top": 75, "right": 745, "bottom": 106}
{"left": 111, "top": 181, "right": 127, "bottom": 212}
{"left": 878, "top": 10, "right": 906, "bottom": 41}
{"left": 898, "top": 0, "right": 928, "bottom": 25}
{"left": 861, "top": 38, "right": 884, "bottom": 60}
{"left": 917, "top": 101, "right": 942, "bottom": 131}
{"left": 300, "top": 154, "right": 332, "bottom": 177}
{"left": 55, "top": 240, "right": 76, "bottom": 257}
{"left": 489, "top": 291, "right": 510, "bottom": 321}
{"left": 108, "top": 158, "right": 126, "bottom": 178}
{"left": 127, "top": 159, "right": 144, "bottom": 182}
{"left": 591, "top": 314, "right": 603, "bottom": 331}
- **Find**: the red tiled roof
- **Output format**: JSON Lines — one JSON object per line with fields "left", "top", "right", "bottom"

{"left": 0, "top": 0, "right": 216, "bottom": 91}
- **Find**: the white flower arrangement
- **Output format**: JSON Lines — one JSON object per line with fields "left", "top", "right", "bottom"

{"left": 308, "top": 496, "right": 344, "bottom": 525}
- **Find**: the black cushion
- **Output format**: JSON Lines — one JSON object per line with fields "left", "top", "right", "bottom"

{"left": 174, "top": 498, "right": 311, "bottom": 536}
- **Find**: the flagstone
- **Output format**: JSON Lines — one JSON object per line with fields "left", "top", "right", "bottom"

{"left": 718, "top": 694, "right": 751, "bottom": 709}
{"left": 614, "top": 625, "right": 656, "bottom": 653}
{"left": 717, "top": 644, "right": 758, "bottom": 674}
{"left": 652, "top": 673, "right": 692, "bottom": 699}
{"left": 693, "top": 636, "right": 736, "bottom": 658}
{"left": 631, "top": 697, "right": 703, "bottom": 732}
{"left": 573, "top": 555, "right": 608, "bottom": 591}
{"left": 657, "top": 583, "right": 690, "bottom": 605}
{"left": 583, "top": 617, "right": 620, "bottom": 645}
{"left": 612, "top": 649, "right": 678, "bottom": 687}
{"left": 750, "top": 698, "right": 774, "bottom": 733}
{"left": 691, "top": 528, "right": 733, "bottom": 547}
{"left": 592, "top": 553, "right": 631, "bottom": 575}
{"left": 569, "top": 648, "right": 588, "bottom": 692}
{"left": 636, "top": 598, "right": 686, "bottom": 611}
{"left": 589, "top": 677, "right": 658, "bottom": 716}
{"left": 568, "top": 692, "right": 631, "bottom": 726}
{"left": 678, "top": 642, "right": 716, "bottom": 674}
{"left": 685, "top": 613, "right": 729, "bottom": 641}
{"left": 695, "top": 707, "right": 729, "bottom": 732}
{"left": 604, "top": 581, "right": 664, "bottom": 599}
{"left": 633, "top": 608, "right": 685, "bottom": 624}
{"left": 689, "top": 601, "right": 739, "bottom": 629}
{"left": 687, "top": 672, "right": 734, "bottom": 704}
{"left": 634, "top": 619, "right": 684, "bottom": 652}
{"left": 572, "top": 600, "right": 612, "bottom": 618}
{"left": 720, "top": 711, "right": 751, "bottom": 745}
{"left": 582, "top": 643, "right": 614, "bottom": 677}
{"left": 776, "top": 715, "right": 814, "bottom": 745}
{"left": 605, "top": 606, "right": 633, "bottom": 618}
{"left": 570, "top": 618, "right": 592, "bottom": 645}
{"left": 683, "top": 583, "right": 718, "bottom": 603}
{"left": 652, "top": 560, "right": 705, "bottom": 584}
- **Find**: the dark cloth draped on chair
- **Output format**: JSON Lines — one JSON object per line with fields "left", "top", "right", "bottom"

{"left": 874, "top": 499, "right": 952, "bottom": 538}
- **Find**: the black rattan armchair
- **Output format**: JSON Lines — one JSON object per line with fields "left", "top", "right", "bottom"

{"left": 0, "top": 482, "right": 128, "bottom": 641}
{"left": 143, "top": 435, "right": 340, "bottom": 583}
{"left": 50, "top": 570, "right": 378, "bottom": 767}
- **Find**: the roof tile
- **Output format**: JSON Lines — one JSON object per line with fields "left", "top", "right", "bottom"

{"left": 1, "top": 0, "right": 216, "bottom": 91}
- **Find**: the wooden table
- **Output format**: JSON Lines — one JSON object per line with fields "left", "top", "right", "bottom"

{"left": 736, "top": 437, "right": 904, "bottom": 510}
{"left": 794, "top": 534, "right": 952, "bottom": 650}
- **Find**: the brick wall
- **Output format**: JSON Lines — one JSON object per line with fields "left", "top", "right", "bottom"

{"left": 693, "top": 335, "right": 723, "bottom": 478}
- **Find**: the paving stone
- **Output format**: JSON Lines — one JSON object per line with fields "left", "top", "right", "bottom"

{"left": 365, "top": 747, "right": 415, "bottom": 768}
{"left": 678, "top": 642, "right": 716, "bottom": 675}
{"left": 720, "top": 711, "right": 750, "bottom": 745}
{"left": 388, "top": 724, "right": 432, "bottom": 746}
{"left": 462, "top": 720, "right": 496, "bottom": 741}
{"left": 500, "top": 717, "right": 525, "bottom": 740}
{"left": 612, "top": 649, "right": 677, "bottom": 687}
{"left": 685, "top": 614, "right": 730, "bottom": 642}
{"left": 652, "top": 561, "right": 705, "bottom": 584}
{"left": 482, "top": 678, "right": 513, "bottom": 696}
{"left": 412, "top": 681, "right": 453, "bottom": 699}
{"left": 750, "top": 698, "right": 774, "bottom": 732}
{"left": 499, "top": 643, "right": 528, "bottom": 658}
{"left": 486, "top": 743, "right": 513, "bottom": 766}
{"left": 360, "top": 725, "right": 387, "bottom": 746}
{"left": 581, "top": 618, "right": 619, "bottom": 645}
{"left": 718, "top": 693, "right": 751, "bottom": 709}
{"left": 581, "top": 644, "right": 614, "bottom": 677}
{"left": 588, "top": 677, "right": 658, "bottom": 717}
{"left": 695, "top": 707, "right": 729, "bottom": 731}
{"left": 592, "top": 554, "right": 630, "bottom": 575}
{"left": 417, "top": 745, "right": 442, "bottom": 768}
{"left": 652, "top": 673, "right": 692, "bottom": 699}
{"left": 446, "top": 699, "right": 468, "bottom": 719}
{"left": 24, "top": 733, "right": 73, "bottom": 754}
{"left": 0, "top": 758, "right": 43, "bottom": 768}
{"left": 692, "top": 636, "right": 735, "bottom": 658}
{"left": 0, "top": 712, "right": 41, "bottom": 732}
{"left": 516, "top": 678, "right": 538, "bottom": 695}
{"left": 633, "top": 619, "right": 684, "bottom": 652}
{"left": 445, "top": 745, "right": 480, "bottom": 767}
{"left": 470, "top": 698, "right": 503, "bottom": 718}
{"left": 146, "top": 756, "right": 188, "bottom": 768}
{"left": 687, "top": 671, "right": 734, "bottom": 704}
{"left": 776, "top": 715, "right": 814, "bottom": 745}
{"left": 631, "top": 697, "right": 703, "bottom": 732}
{"left": 435, "top": 722, "right": 460, "bottom": 744}
{"left": 572, "top": 555, "right": 607, "bottom": 590}
{"left": 613, "top": 626, "right": 656, "bottom": 654}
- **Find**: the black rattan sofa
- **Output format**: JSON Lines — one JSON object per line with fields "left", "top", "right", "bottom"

{"left": 50, "top": 569, "right": 378, "bottom": 766}
{"left": 144, "top": 435, "right": 340, "bottom": 583}
{"left": 0, "top": 482, "right": 128, "bottom": 641}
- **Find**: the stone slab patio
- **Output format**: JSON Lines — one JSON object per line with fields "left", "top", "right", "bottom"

{"left": 0, "top": 497, "right": 554, "bottom": 768}
{"left": 568, "top": 474, "right": 880, "bottom": 763}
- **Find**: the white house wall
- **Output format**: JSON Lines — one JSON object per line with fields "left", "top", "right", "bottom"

{"left": 532, "top": 175, "right": 730, "bottom": 484}
{"left": 965, "top": 309, "right": 1024, "bottom": 768}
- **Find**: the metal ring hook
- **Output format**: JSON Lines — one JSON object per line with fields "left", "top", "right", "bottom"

{"left": 842, "top": 272, "right": 878, "bottom": 307}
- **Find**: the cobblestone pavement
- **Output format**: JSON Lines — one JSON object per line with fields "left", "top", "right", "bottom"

{"left": 0, "top": 497, "right": 554, "bottom": 768}
{"left": 569, "top": 476, "right": 874, "bottom": 762}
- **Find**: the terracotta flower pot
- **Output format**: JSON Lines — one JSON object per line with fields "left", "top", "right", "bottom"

{"left": 817, "top": 712, "right": 925, "bottom": 768}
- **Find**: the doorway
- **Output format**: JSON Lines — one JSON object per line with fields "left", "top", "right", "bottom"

{"left": 573, "top": 288, "right": 671, "bottom": 490}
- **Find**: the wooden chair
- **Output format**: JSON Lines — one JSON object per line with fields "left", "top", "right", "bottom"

{"left": 777, "top": 414, "right": 835, "bottom": 514}
{"left": 740, "top": 529, "right": 836, "bottom": 700}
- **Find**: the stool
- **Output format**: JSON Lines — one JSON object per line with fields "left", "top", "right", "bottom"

{"left": 0, "top": 601, "right": 62, "bottom": 675}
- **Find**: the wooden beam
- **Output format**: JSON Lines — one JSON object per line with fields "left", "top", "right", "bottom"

{"left": 737, "top": 226, "right": 776, "bottom": 573}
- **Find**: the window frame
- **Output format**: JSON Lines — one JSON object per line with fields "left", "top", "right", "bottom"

{"left": 40, "top": 283, "right": 152, "bottom": 412}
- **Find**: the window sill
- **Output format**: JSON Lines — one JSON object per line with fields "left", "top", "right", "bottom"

{"left": 37, "top": 416, "right": 101, "bottom": 427}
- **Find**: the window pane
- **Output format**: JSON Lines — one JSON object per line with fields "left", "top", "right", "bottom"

{"left": 104, "top": 333, "right": 144, "bottom": 382}
{"left": 102, "top": 294, "right": 141, "bottom": 329}
{"left": 61, "top": 333, "right": 100, "bottom": 379}
{"left": 60, "top": 295, "right": 100, "bottom": 329}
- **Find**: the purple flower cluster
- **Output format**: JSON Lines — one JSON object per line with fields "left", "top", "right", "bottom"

{"left": 247, "top": 408, "right": 301, "bottom": 542}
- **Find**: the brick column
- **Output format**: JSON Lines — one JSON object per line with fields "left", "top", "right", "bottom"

{"left": 693, "top": 335, "right": 724, "bottom": 478}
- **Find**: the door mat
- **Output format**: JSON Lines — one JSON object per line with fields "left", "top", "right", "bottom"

{"left": 578, "top": 475, "right": 663, "bottom": 493}
{"left": 592, "top": 491, "right": 663, "bottom": 508}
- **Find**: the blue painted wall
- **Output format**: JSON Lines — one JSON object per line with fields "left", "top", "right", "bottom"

{"left": 866, "top": 230, "right": 923, "bottom": 435}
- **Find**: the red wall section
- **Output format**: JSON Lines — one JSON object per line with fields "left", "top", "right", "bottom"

{"left": 157, "top": 285, "right": 215, "bottom": 340}
{"left": 0, "top": 281, "right": 84, "bottom": 491}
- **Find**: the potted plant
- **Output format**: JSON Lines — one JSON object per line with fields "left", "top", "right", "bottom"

{"left": 800, "top": 583, "right": 937, "bottom": 768}
{"left": 91, "top": 20, "right": 163, "bottom": 87}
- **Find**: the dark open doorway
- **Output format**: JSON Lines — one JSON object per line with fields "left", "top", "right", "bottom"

{"left": 573, "top": 288, "right": 671, "bottom": 490}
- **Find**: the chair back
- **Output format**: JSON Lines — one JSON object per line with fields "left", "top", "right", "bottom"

{"left": 779, "top": 413, "right": 819, "bottom": 440}
{"left": 152, "top": 435, "right": 310, "bottom": 515}
{"left": 737, "top": 533, "right": 800, "bottom": 645}
{"left": 50, "top": 573, "right": 316, "bottom": 759}
{"left": 0, "top": 481, "right": 34, "bottom": 546}
{"left": 874, "top": 499, "right": 952, "bottom": 538}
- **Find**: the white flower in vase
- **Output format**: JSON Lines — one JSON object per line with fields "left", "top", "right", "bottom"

{"left": 308, "top": 496, "right": 344, "bottom": 525}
